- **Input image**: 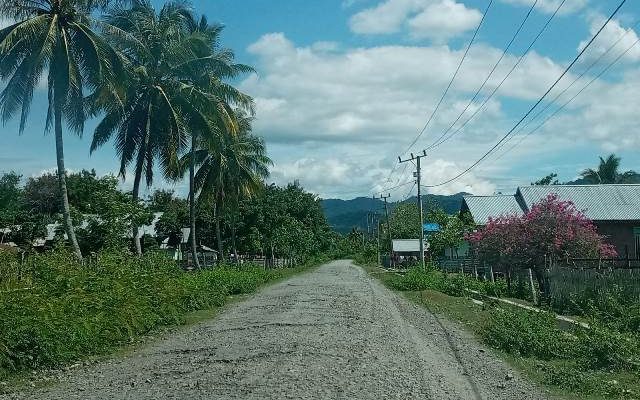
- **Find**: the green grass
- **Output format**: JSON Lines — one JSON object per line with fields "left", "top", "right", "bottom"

{"left": 363, "top": 265, "right": 640, "bottom": 400}
{"left": 0, "top": 250, "right": 322, "bottom": 382}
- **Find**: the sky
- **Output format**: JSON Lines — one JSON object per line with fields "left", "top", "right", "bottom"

{"left": 1, "top": 0, "right": 640, "bottom": 200}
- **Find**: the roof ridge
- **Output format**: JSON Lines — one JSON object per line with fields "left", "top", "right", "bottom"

{"left": 464, "top": 194, "right": 515, "bottom": 198}
{"left": 521, "top": 184, "right": 640, "bottom": 188}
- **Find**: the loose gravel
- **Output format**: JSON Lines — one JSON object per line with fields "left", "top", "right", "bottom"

{"left": 2, "top": 260, "right": 556, "bottom": 399}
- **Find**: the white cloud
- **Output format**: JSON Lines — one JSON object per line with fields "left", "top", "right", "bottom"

{"left": 241, "top": 33, "right": 585, "bottom": 198}
{"left": 422, "top": 159, "right": 496, "bottom": 195}
{"left": 269, "top": 156, "right": 495, "bottom": 198}
{"left": 500, "top": 0, "right": 586, "bottom": 15}
{"left": 243, "top": 33, "right": 567, "bottom": 144}
{"left": 241, "top": 17, "right": 640, "bottom": 199}
{"left": 408, "top": 1, "right": 482, "bottom": 42}
{"left": 349, "top": 0, "right": 482, "bottom": 41}
{"left": 538, "top": 68, "right": 640, "bottom": 150}
{"left": 578, "top": 16, "right": 640, "bottom": 64}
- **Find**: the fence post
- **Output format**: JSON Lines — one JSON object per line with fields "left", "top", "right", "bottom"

{"left": 473, "top": 264, "right": 478, "bottom": 280}
{"left": 489, "top": 264, "right": 495, "bottom": 283}
{"left": 528, "top": 268, "right": 538, "bottom": 305}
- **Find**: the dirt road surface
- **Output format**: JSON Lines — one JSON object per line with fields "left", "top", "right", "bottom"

{"left": 3, "top": 260, "right": 554, "bottom": 399}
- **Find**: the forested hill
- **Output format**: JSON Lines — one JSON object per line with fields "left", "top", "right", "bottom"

{"left": 322, "top": 193, "right": 468, "bottom": 234}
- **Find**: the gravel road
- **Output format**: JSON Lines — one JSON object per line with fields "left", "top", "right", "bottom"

{"left": 3, "top": 260, "right": 555, "bottom": 399}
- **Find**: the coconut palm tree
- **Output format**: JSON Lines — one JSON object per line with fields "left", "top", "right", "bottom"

{"left": 224, "top": 113, "right": 271, "bottom": 257}
{"left": 580, "top": 154, "right": 638, "bottom": 184}
{"left": 90, "top": 0, "right": 199, "bottom": 255}
{"left": 0, "top": 0, "right": 121, "bottom": 260}
{"left": 188, "top": 110, "right": 271, "bottom": 260}
{"left": 180, "top": 14, "right": 254, "bottom": 268}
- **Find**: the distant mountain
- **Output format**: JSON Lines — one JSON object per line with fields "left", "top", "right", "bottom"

{"left": 321, "top": 193, "right": 468, "bottom": 234}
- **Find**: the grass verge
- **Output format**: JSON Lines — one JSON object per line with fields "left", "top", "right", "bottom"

{"left": 363, "top": 264, "right": 640, "bottom": 400}
{"left": 0, "top": 249, "right": 322, "bottom": 383}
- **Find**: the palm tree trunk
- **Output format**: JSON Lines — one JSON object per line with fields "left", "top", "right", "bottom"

{"left": 214, "top": 198, "right": 224, "bottom": 263}
{"left": 131, "top": 165, "right": 143, "bottom": 256}
{"left": 54, "top": 102, "right": 82, "bottom": 261}
{"left": 190, "top": 135, "right": 200, "bottom": 269}
{"left": 231, "top": 209, "right": 238, "bottom": 259}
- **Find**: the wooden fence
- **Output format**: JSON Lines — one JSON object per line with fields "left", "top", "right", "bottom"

{"left": 228, "top": 255, "right": 298, "bottom": 269}
{"left": 547, "top": 258, "right": 640, "bottom": 309}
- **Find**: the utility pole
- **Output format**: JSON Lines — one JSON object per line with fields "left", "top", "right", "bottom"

{"left": 399, "top": 150, "right": 427, "bottom": 271}
{"left": 375, "top": 213, "right": 381, "bottom": 266}
{"left": 379, "top": 194, "right": 391, "bottom": 251}
{"left": 376, "top": 194, "right": 392, "bottom": 266}
{"left": 366, "top": 212, "right": 371, "bottom": 239}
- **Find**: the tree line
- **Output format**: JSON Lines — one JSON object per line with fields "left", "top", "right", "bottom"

{"left": 0, "top": 1, "right": 278, "bottom": 265}
{"left": 0, "top": 169, "right": 337, "bottom": 261}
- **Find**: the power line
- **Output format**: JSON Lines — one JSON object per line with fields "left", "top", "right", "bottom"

{"left": 404, "top": 181, "right": 417, "bottom": 201}
{"left": 400, "top": 0, "right": 494, "bottom": 156}
{"left": 423, "top": 0, "right": 628, "bottom": 189}
{"left": 492, "top": 19, "right": 640, "bottom": 156}
{"left": 375, "top": 0, "right": 493, "bottom": 192}
{"left": 384, "top": 179, "right": 415, "bottom": 192}
{"left": 494, "top": 32, "right": 640, "bottom": 162}
{"left": 424, "top": 0, "right": 539, "bottom": 150}
{"left": 378, "top": 162, "right": 410, "bottom": 194}
{"left": 425, "top": 0, "right": 567, "bottom": 150}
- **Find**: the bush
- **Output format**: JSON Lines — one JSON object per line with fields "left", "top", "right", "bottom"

{"left": 575, "top": 323, "right": 640, "bottom": 372}
{"left": 481, "top": 308, "right": 576, "bottom": 359}
{"left": 0, "top": 249, "right": 309, "bottom": 378}
{"left": 388, "top": 267, "right": 509, "bottom": 298}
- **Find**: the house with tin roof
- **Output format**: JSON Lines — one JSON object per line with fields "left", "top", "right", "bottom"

{"left": 461, "top": 194, "right": 524, "bottom": 225}
{"left": 462, "top": 184, "right": 640, "bottom": 258}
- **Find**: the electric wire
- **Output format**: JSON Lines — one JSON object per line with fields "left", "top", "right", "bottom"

{"left": 422, "top": 0, "right": 628, "bottom": 189}
{"left": 372, "top": 0, "right": 494, "bottom": 193}
{"left": 425, "top": 0, "right": 567, "bottom": 150}
{"left": 404, "top": 181, "right": 417, "bottom": 201}
{"left": 424, "top": 0, "right": 539, "bottom": 150}
{"left": 493, "top": 33, "right": 640, "bottom": 163}
{"left": 492, "top": 19, "right": 639, "bottom": 156}
{"left": 401, "top": 0, "right": 494, "bottom": 156}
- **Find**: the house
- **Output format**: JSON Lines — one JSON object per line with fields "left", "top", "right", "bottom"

{"left": 462, "top": 185, "right": 640, "bottom": 259}
{"left": 516, "top": 185, "right": 640, "bottom": 259}
{"left": 461, "top": 194, "right": 524, "bottom": 226}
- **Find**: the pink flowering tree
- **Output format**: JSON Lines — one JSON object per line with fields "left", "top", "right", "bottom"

{"left": 467, "top": 194, "right": 617, "bottom": 298}
{"left": 466, "top": 214, "right": 528, "bottom": 291}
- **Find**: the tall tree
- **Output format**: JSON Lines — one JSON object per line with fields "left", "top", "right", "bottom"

{"left": 188, "top": 111, "right": 271, "bottom": 260}
{"left": 0, "top": 0, "right": 121, "bottom": 260}
{"left": 91, "top": 0, "right": 196, "bottom": 255}
{"left": 222, "top": 112, "right": 271, "bottom": 257}
{"left": 180, "top": 14, "right": 254, "bottom": 268}
{"left": 580, "top": 154, "right": 638, "bottom": 184}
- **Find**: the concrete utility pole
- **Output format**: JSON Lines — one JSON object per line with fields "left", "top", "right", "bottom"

{"left": 375, "top": 213, "right": 381, "bottom": 266}
{"left": 378, "top": 194, "right": 392, "bottom": 254}
{"left": 399, "top": 151, "right": 427, "bottom": 271}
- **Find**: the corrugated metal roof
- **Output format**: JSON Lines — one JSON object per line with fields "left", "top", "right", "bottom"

{"left": 462, "top": 195, "right": 524, "bottom": 225}
{"left": 517, "top": 185, "right": 640, "bottom": 221}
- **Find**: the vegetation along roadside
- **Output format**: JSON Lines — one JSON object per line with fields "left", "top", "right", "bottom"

{"left": 0, "top": 249, "right": 324, "bottom": 384}
{"left": 362, "top": 264, "right": 640, "bottom": 400}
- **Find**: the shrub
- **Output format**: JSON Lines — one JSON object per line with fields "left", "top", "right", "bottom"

{"left": 575, "top": 323, "right": 640, "bottom": 372}
{"left": 481, "top": 308, "right": 576, "bottom": 359}
{"left": 0, "top": 249, "right": 309, "bottom": 379}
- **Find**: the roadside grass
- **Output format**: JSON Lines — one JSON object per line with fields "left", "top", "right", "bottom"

{"left": 363, "top": 264, "right": 640, "bottom": 400}
{"left": 0, "top": 250, "right": 322, "bottom": 384}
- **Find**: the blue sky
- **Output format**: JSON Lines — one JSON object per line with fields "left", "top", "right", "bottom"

{"left": 2, "top": 0, "right": 640, "bottom": 200}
